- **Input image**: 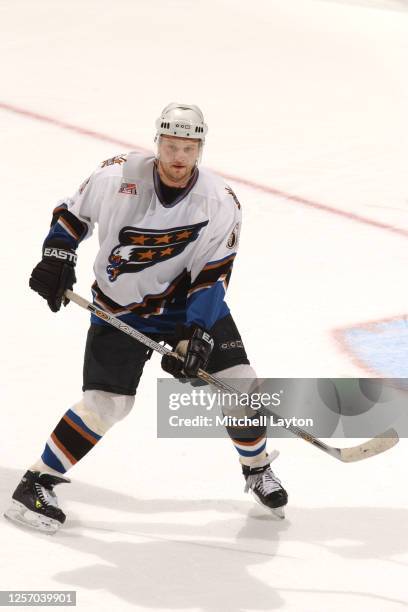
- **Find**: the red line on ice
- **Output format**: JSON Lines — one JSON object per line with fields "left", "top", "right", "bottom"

{"left": 2, "top": 101, "right": 407, "bottom": 239}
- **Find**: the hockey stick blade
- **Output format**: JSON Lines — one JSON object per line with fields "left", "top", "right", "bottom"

{"left": 336, "top": 428, "right": 399, "bottom": 463}
{"left": 261, "top": 417, "right": 399, "bottom": 463}
{"left": 65, "top": 290, "right": 400, "bottom": 463}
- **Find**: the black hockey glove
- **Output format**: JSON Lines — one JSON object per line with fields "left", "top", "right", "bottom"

{"left": 162, "top": 325, "right": 214, "bottom": 378}
{"left": 29, "top": 239, "right": 77, "bottom": 312}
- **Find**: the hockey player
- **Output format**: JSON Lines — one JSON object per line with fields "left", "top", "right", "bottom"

{"left": 4, "top": 103, "right": 287, "bottom": 533}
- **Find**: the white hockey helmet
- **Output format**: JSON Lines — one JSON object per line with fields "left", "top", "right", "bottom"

{"left": 155, "top": 103, "right": 208, "bottom": 143}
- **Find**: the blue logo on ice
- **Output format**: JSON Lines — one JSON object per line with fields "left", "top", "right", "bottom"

{"left": 340, "top": 316, "right": 408, "bottom": 377}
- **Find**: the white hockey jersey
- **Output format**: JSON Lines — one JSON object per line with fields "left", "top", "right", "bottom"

{"left": 47, "top": 152, "right": 241, "bottom": 333}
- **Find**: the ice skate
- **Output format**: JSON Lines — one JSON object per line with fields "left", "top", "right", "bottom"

{"left": 4, "top": 470, "right": 70, "bottom": 534}
{"left": 242, "top": 452, "right": 288, "bottom": 519}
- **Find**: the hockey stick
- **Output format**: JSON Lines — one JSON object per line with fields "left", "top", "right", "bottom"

{"left": 65, "top": 290, "right": 399, "bottom": 463}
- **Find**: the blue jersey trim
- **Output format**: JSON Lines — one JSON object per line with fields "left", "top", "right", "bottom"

{"left": 186, "top": 283, "right": 230, "bottom": 330}
{"left": 43, "top": 223, "right": 78, "bottom": 250}
{"left": 90, "top": 296, "right": 230, "bottom": 335}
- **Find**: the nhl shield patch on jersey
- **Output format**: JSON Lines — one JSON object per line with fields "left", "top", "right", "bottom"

{"left": 119, "top": 182, "right": 138, "bottom": 195}
{"left": 106, "top": 221, "right": 208, "bottom": 281}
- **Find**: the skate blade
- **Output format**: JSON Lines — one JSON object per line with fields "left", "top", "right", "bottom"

{"left": 270, "top": 506, "right": 285, "bottom": 520}
{"left": 251, "top": 492, "right": 286, "bottom": 520}
{"left": 4, "top": 500, "right": 61, "bottom": 534}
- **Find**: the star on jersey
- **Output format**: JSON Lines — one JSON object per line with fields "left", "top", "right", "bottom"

{"left": 106, "top": 221, "right": 209, "bottom": 281}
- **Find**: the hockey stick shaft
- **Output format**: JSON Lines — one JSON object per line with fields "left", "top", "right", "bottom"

{"left": 65, "top": 290, "right": 399, "bottom": 462}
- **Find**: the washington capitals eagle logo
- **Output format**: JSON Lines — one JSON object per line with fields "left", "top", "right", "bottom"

{"left": 106, "top": 221, "right": 208, "bottom": 281}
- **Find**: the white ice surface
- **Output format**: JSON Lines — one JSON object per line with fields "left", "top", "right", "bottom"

{"left": 1, "top": 1, "right": 407, "bottom": 611}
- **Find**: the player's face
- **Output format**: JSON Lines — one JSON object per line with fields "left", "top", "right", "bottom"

{"left": 157, "top": 136, "right": 201, "bottom": 187}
